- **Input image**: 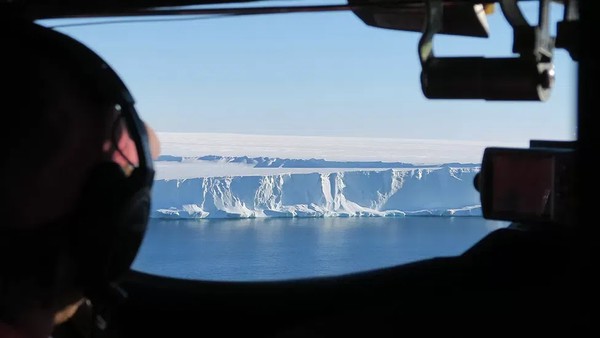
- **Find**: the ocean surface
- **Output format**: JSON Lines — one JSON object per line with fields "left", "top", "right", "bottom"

{"left": 132, "top": 217, "right": 509, "bottom": 281}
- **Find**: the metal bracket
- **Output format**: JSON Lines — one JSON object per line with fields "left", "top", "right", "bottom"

{"left": 419, "top": 0, "right": 556, "bottom": 101}
{"left": 555, "top": 0, "right": 579, "bottom": 61}
{"left": 501, "top": 0, "right": 554, "bottom": 62}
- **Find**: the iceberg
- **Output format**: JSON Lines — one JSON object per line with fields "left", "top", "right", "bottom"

{"left": 150, "top": 166, "right": 481, "bottom": 219}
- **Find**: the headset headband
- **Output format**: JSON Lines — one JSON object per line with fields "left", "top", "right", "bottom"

{"left": 32, "top": 22, "right": 155, "bottom": 177}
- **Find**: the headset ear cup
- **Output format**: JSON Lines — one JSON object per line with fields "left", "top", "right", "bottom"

{"left": 74, "top": 162, "right": 129, "bottom": 288}
{"left": 74, "top": 163, "right": 152, "bottom": 290}
{"left": 108, "top": 170, "right": 151, "bottom": 281}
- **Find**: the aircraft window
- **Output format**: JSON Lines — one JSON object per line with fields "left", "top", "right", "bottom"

{"left": 38, "top": 0, "right": 575, "bottom": 281}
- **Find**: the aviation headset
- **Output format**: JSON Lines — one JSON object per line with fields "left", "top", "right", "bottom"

{"left": 0, "top": 19, "right": 155, "bottom": 306}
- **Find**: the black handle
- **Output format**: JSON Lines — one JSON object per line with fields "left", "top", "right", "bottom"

{"left": 421, "top": 57, "right": 554, "bottom": 101}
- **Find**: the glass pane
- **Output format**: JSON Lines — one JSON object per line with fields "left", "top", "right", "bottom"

{"left": 39, "top": 0, "right": 575, "bottom": 281}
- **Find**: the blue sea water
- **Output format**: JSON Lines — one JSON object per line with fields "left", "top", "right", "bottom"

{"left": 132, "top": 217, "right": 508, "bottom": 281}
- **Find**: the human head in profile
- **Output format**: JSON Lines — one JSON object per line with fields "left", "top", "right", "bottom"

{"left": 0, "top": 19, "right": 161, "bottom": 338}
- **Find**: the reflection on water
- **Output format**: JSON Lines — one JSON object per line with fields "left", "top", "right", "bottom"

{"left": 132, "top": 217, "right": 508, "bottom": 281}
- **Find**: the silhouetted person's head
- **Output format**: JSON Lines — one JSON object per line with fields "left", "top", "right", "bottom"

{"left": 0, "top": 20, "right": 159, "bottom": 338}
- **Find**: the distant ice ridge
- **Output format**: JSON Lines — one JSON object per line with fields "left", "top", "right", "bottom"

{"left": 157, "top": 155, "right": 479, "bottom": 169}
{"left": 151, "top": 166, "right": 482, "bottom": 219}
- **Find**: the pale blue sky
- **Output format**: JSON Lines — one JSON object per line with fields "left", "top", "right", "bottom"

{"left": 41, "top": 0, "right": 576, "bottom": 143}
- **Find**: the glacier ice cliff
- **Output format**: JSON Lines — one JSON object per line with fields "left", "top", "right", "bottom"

{"left": 151, "top": 166, "right": 482, "bottom": 219}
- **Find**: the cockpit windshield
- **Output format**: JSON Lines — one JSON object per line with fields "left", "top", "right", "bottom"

{"left": 36, "top": 0, "right": 576, "bottom": 281}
